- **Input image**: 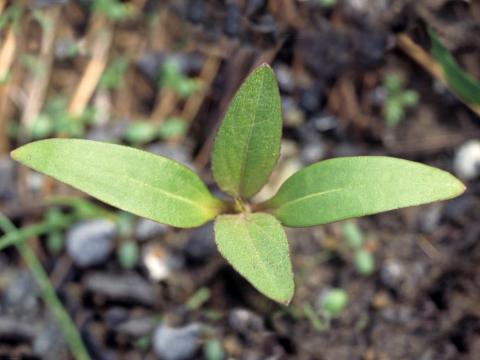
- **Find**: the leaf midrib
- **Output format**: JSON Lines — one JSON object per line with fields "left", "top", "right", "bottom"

{"left": 275, "top": 188, "right": 343, "bottom": 211}
{"left": 237, "top": 70, "right": 266, "bottom": 197}
{"left": 126, "top": 174, "right": 210, "bottom": 214}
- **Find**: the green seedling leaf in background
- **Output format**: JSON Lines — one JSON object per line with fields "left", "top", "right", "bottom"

{"left": 430, "top": 30, "right": 480, "bottom": 105}
{"left": 11, "top": 139, "right": 224, "bottom": 228}
{"left": 212, "top": 64, "right": 282, "bottom": 199}
{"left": 214, "top": 213, "right": 294, "bottom": 303}
{"left": 264, "top": 157, "right": 464, "bottom": 227}
{"left": 10, "top": 64, "right": 465, "bottom": 304}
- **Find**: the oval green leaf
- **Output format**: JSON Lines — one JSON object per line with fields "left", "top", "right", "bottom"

{"left": 11, "top": 139, "right": 224, "bottom": 228}
{"left": 264, "top": 156, "right": 465, "bottom": 227}
{"left": 214, "top": 212, "right": 294, "bottom": 304}
{"left": 212, "top": 64, "right": 282, "bottom": 199}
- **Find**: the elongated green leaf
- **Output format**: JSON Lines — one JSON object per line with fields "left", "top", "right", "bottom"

{"left": 214, "top": 213, "right": 294, "bottom": 303}
{"left": 212, "top": 64, "right": 282, "bottom": 199}
{"left": 12, "top": 139, "right": 224, "bottom": 228}
{"left": 264, "top": 157, "right": 465, "bottom": 227}
{"left": 430, "top": 30, "right": 480, "bottom": 105}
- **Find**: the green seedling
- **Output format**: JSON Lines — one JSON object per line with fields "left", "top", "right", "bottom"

{"left": 124, "top": 118, "right": 188, "bottom": 145}
{"left": 11, "top": 64, "right": 465, "bottom": 303}
{"left": 99, "top": 57, "right": 129, "bottom": 90}
{"left": 91, "top": 0, "right": 132, "bottom": 22}
{"left": 0, "top": 4, "right": 23, "bottom": 32}
{"left": 318, "top": 0, "right": 337, "bottom": 8}
{"left": 29, "top": 97, "right": 95, "bottom": 139}
{"left": 204, "top": 339, "right": 225, "bottom": 360}
{"left": 117, "top": 240, "right": 139, "bottom": 269}
{"left": 342, "top": 221, "right": 375, "bottom": 276}
{"left": 430, "top": 30, "right": 480, "bottom": 105}
{"left": 21, "top": 54, "right": 45, "bottom": 76}
{"left": 159, "top": 58, "right": 201, "bottom": 98}
{"left": 382, "top": 73, "right": 419, "bottom": 127}
{"left": 320, "top": 288, "right": 348, "bottom": 317}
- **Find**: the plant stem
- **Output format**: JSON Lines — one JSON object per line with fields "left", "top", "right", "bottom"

{"left": 0, "top": 214, "right": 76, "bottom": 251}
{"left": 0, "top": 214, "right": 91, "bottom": 360}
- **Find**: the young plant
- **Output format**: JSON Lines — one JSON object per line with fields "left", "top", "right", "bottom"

{"left": 11, "top": 64, "right": 465, "bottom": 303}
{"left": 382, "top": 73, "right": 419, "bottom": 127}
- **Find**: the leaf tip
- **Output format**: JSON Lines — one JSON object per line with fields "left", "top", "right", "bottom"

{"left": 10, "top": 145, "right": 27, "bottom": 163}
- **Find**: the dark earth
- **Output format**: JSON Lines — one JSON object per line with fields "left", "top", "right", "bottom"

{"left": 0, "top": 0, "right": 480, "bottom": 359}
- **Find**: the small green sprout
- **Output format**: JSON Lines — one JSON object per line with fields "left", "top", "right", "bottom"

{"left": 342, "top": 221, "right": 375, "bottom": 276}
{"left": 124, "top": 118, "right": 188, "bottom": 145}
{"left": 382, "top": 73, "right": 419, "bottom": 127}
{"left": 158, "top": 117, "right": 188, "bottom": 140}
{"left": 117, "top": 241, "right": 139, "bottom": 269}
{"left": 21, "top": 54, "right": 45, "bottom": 76}
{"left": 354, "top": 249, "right": 375, "bottom": 275}
{"left": 204, "top": 339, "right": 224, "bottom": 360}
{"left": 320, "top": 288, "right": 348, "bottom": 317}
{"left": 11, "top": 64, "right": 465, "bottom": 303}
{"left": 159, "top": 58, "right": 201, "bottom": 98}
{"left": 29, "top": 97, "right": 95, "bottom": 139}
{"left": 91, "top": 0, "right": 132, "bottom": 22}
{"left": 99, "top": 57, "right": 129, "bottom": 90}
{"left": 317, "top": 0, "right": 337, "bottom": 8}
{"left": 0, "top": 4, "right": 23, "bottom": 32}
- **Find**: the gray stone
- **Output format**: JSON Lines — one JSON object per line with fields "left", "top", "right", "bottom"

{"left": 0, "top": 316, "right": 36, "bottom": 342}
{"left": 454, "top": 140, "right": 480, "bottom": 180}
{"left": 183, "top": 222, "right": 216, "bottom": 262}
{"left": 66, "top": 220, "right": 116, "bottom": 267}
{"left": 2, "top": 271, "right": 40, "bottom": 320}
{"left": 228, "top": 308, "right": 264, "bottom": 335}
{"left": 0, "top": 156, "right": 16, "bottom": 201}
{"left": 116, "top": 317, "right": 155, "bottom": 337}
{"left": 84, "top": 272, "right": 155, "bottom": 306}
{"left": 301, "top": 140, "right": 325, "bottom": 165}
{"left": 135, "top": 218, "right": 168, "bottom": 242}
{"left": 33, "top": 316, "right": 67, "bottom": 359}
{"left": 152, "top": 323, "right": 201, "bottom": 360}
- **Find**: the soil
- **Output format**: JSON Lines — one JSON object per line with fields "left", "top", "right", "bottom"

{"left": 0, "top": 0, "right": 479, "bottom": 359}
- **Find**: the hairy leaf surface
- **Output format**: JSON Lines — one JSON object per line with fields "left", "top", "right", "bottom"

{"left": 12, "top": 139, "right": 224, "bottom": 228}
{"left": 265, "top": 157, "right": 465, "bottom": 227}
{"left": 212, "top": 64, "right": 282, "bottom": 199}
{"left": 214, "top": 213, "right": 294, "bottom": 303}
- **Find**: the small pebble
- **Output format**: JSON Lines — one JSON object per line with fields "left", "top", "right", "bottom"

{"left": 228, "top": 308, "right": 264, "bottom": 335}
{"left": 152, "top": 323, "right": 202, "bottom": 360}
{"left": 454, "top": 140, "right": 480, "bottom": 180}
{"left": 66, "top": 220, "right": 116, "bottom": 267}
{"left": 142, "top": 244, "right": 182, "bottom": 281}
{"left": 274, "top": 64, "right": 295, "bottom": 93}
{"left": 380, "top": 259, "right": 404, "bottom": 289}
{"left": 283, "top": 97, "right": 305, "bottom": 127}
{"left": 33, "top": 317, "right": 67, "bottom": 359}
{"left": 184, "top": 222, "right": 216, "bottom": 262}
{"left": 135, "top": 218, "right": 168, "bottom": 242}
{"left": 116, "top": 317, "right": 155, "bottom": 338}
{"left": 3, "top": 271, "right": 40, "bottom": 320}
{"left": 301, "top": 139, "right": 325, "bottom": 165}
{"left": 84, "top": 272, "right": 155, "bottom": 306}
{"left": 0, "top": 156, "right": 16, "bottom": 201}
{"left": 0, "top": 316, "right": 36, "bottom": 343}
